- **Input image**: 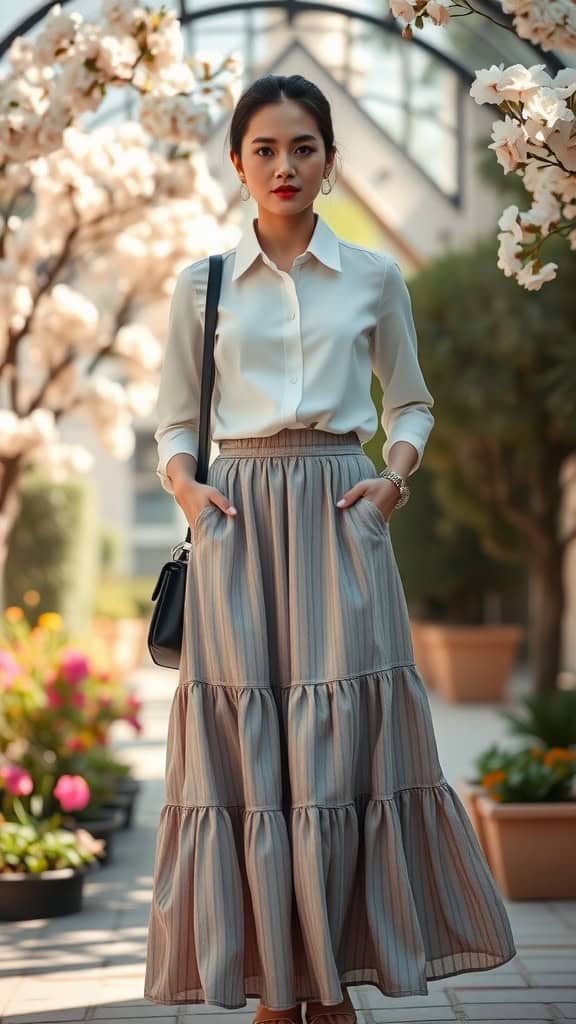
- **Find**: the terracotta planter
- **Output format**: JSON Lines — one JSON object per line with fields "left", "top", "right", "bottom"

{"left": 476, "top": 794, "right": 576, "bottom": 899}
{"left": 412, "top": 623, "right": 523, "bottom": 702}
{"left": 409, "top": 621, "right": 436, "bottom": 689}
{"left": 92, "top": 617, "right": 148, "bottom": 676}
{"left": 456, "top": 778, "right": 492, "bottom": 864}
{"left": 0, "top": 866, "right": 91, "bottom": 921}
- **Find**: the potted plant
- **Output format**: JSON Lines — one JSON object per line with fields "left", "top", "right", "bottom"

{"left": 456, "top": 691, "right": 576, "bottom": 897}
{"left": 0, "top": 764, "right": 104, "bottom": 921}
{"left": 81, "top": 746, "right": 142, "bottom": 829}
{"left": 457, "top": 690, "right": 576, "bottom": 862}
{"left": 91, "top": 576, "right": 153, "bottom": 676}
{"left": 0, "top": 607, "right": 143, "bottom": 858}
{"left": 385, "top": 467, "right": 526, "bottom": 702}
{"left": 406, "top": 232, "right": 576, "bottom": 697}
{"left": 475, "top": 746, "right": 576, "bottom": 899}
{"left": 0, "top": 815, "right": 103, "bottom": 921}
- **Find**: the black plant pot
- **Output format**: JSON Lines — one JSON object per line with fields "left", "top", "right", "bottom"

{"left": 65, "top": 807, "right": 124, "bottom": 865}
{"left": 105, "top": 777, "right": 141, "bottom": 828}
{"left": 115, "top": 777, "right": 141, "bottom": 796}
{"left": 101, "top": 791, "right": 135, "bottom": 829}
{"left": 0, "top": 866, "right": 91, "bottom": 921}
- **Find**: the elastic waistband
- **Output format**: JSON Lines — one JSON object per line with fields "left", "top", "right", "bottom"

{"left": 217, "top": 428, "right": 363, "bottom": 456}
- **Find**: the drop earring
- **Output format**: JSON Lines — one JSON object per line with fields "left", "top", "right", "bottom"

{"left": 239, "top": 180, "right": 250, "bottom": 201}
{"left": 321, "top": 176, "right": 332, "bottom": 195}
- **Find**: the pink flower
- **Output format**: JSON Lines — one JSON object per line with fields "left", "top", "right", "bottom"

{"left": 126, "top": 716, "right": 143, "bottom": 734}
{"left": 70, "top": 689, "right": 86, "bottom": 708}
{"left": 0, "top": 650, "right": 20, "bottom": 690}
{"left": 46, "top": 685, "right": 63, "bottom": 708}
{"left": 59, "top": 649, "right": 90, "bottom": 685}
{"left": 1, "top": 764, "right": 34, "bottom": 796}
{"left": 53, "top": 774, "right": 90, "bottom": 812}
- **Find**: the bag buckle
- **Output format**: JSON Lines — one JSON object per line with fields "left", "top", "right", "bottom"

{"left": 171, "top": 540, "right": 192, "bottom": 560}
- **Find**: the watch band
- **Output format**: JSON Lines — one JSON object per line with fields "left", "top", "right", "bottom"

{"left": 378, "top": 467, "right": 411, "bottom": 509}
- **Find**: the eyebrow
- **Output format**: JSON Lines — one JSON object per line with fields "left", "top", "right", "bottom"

{"left": 250, "top": 134, "right": 318, "bottom": 144}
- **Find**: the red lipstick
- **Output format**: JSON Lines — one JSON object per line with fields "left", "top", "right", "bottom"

{"left": 273, "top": 186, "right": 300, "bottom": 197}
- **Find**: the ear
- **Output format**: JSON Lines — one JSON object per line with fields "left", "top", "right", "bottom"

{"left": 230, "top": 150, "right": 243, "bottom": 176}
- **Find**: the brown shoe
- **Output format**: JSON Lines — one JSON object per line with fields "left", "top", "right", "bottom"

{"left": 253, "top": 1000, "right": 304, "bottom": 1024}
{"left": 304, "top": 986, "right": 357, "bottom": 1024}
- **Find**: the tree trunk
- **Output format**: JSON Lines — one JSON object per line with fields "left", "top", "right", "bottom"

{"left": 527, "top": 539, "right": 564, "bottom": 694}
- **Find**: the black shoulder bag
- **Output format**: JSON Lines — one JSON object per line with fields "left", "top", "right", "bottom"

{"left": 147, "top": 253, "right": 223, "bottom": 669}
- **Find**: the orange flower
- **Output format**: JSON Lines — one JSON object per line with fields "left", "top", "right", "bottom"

{"left": 5, "top": 606, "right": 23, "bottom": 623}
{"left": 37, "top": 612, "right": 64, "bottom": 631}
{"left": 543, "top": 747, "right": 576, "bottom": 765}
{"left": 481, "top": 770, "right": 507, "bottom": 788}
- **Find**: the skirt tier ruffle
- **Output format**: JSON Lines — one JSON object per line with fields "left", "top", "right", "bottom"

{"left": 143, "top": 665, "right": 516, "bottom": 1008}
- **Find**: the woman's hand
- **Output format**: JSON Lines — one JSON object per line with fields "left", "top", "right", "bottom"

{"left": 172, "top": 476, "right": 237, "bottom": 531}
{"left": 336, "top": 478, "right": 400, "bottom": 523}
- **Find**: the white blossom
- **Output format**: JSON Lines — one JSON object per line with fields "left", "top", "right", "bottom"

{"left": 488, "top": 116, "right": 528, "bottom": 173}
{"left": 516, "top": 260, "right": 558, "bottom": 290}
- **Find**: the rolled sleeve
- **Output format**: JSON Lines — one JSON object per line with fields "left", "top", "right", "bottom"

{"left": 371, "top": 256, "right": 435, "bottom": 476}
{"left": 154, "top": 266, "right": 203, "bottom": 494}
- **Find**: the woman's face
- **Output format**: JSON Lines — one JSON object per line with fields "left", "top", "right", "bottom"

{"left": 231, "top": 97, "right": 333, "bottom": 214}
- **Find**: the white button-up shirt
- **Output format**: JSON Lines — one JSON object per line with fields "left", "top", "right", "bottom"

{"left": 155, "top": 212, "right": 435, "bottom": 493}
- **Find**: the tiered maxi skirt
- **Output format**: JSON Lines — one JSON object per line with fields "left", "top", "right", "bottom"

{"left": 144, "top": 427, "right": 517, "bottom": 1010}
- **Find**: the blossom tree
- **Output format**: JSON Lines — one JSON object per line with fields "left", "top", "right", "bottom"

{"left": 0, "top": 1, "right": 243, "bottom": 573}
{"left": 390, "top": 0, "right": 576, "bottom": 290}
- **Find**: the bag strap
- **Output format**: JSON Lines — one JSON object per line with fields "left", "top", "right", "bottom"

{"left": 183, "top": 253, "right": 223, "bottom": 544}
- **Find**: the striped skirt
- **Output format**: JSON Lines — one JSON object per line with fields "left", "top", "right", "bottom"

{"left": 143, "top": 427, "right": 516, "bottom": 1010}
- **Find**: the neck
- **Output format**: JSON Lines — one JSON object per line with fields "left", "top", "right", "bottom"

{"left": 254, "top": 208, "right": 317, "bottom": 263}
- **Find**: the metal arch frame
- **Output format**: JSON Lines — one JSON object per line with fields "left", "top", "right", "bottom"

{"left": 0, "top": 0, "right": 565, "bottom": 75}
{"left": 0, "top": 0, "right": 564, "bottom": 209}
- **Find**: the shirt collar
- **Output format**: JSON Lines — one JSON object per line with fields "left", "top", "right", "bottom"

{"left": 231, "top": 212, "right": 342, "bottom": 281}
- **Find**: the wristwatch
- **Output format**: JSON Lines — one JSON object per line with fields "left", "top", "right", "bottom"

{"left": 378, "top": 467, "right": 411, "bottom": 509}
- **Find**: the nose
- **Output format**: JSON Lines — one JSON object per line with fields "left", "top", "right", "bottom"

{"left": 275, "top": 153, "right": 296, "bottom": 178}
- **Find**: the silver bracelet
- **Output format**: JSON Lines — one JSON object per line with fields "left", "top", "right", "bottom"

{"left": 378, "top": 467, "right": 410, "bottom": 509}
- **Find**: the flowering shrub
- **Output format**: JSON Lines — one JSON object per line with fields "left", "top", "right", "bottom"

{"left": 0, "top": 605, "right": 142, "bottom": 818}
{"left": 478, "top": 745, "right": 576, "bottom": 802}
{"left": 389, "top": 1, "right": 576, "bottom": 289}
{"left": 0, "top": 798, "right": 104, "bottom": 874}
{"left": 0, "top": 606, "right": 142, "bottom": 748}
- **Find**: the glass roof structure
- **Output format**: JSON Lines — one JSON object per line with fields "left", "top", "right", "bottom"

{"left": 1, "top": 0, "right": 571, "bottom": 206}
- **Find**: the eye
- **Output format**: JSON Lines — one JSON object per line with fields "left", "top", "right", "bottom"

{"left": 254, "top": 145, "right": 315, "bottom": 156}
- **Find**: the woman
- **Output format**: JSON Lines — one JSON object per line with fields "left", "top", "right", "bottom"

{"left": 144, "top": 73, "right": 516, "bottom": 1024}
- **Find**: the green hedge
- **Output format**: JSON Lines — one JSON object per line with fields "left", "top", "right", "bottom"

{"left": 4, "top": 471, "right": 99, "bottom": 632}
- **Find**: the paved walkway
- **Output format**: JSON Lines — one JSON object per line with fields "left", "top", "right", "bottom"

{"left": 1, "top": 661, "right": 575, "bottom": 1024}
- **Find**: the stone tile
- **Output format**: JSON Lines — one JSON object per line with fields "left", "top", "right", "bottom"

{"left": 345, "top": 1009, "right": 457, "bottom": 1022}
{"left": 353, "top": 986, "right": 451, "bottom": 1007}
{"left": 519, "top": 957, "right": 576, "bottom": 970}
{"left": 443, "top": 972, "right": 528, "bottom": 988}
{"left": 526, "top": 974, "right": 576, "bottom": 986}
{"left": 452, "top": 989, "right": 576, "bottom": 1003}
{"left": 454, "top": 1005, "right": 554, "bottom": 1020}
{"left": 86, "top": 1020, "right": 178, "bottom": 1024}
{"left": 180, "top": 1015, "right": 254, "bottom": 1024}
{"left": 2, "top": 1011, "right": 88, "bottom": 1023}
{"left": 179, "top": 1006, "right": 257, "bottom": 1016}
{"left": 92, "top": 1007, "right": 182, "bottom": 1018}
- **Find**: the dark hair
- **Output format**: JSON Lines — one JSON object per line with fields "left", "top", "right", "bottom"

{"left": 228, "top": 73, "right": 337, "bottom": 163}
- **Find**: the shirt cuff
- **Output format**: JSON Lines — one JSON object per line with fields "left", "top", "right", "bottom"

{"left": 156, "top": 428, "right": 199, "bottom": 494}
{"left": 382, "top": 407, "right": 435, "bottom": 476}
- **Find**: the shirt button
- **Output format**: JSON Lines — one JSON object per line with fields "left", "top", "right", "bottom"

{"left": 289, "top": 311, "right": 296, "bottom": 320}
{"left": 289, "top": 376, "right": 297, "bottom": 384}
